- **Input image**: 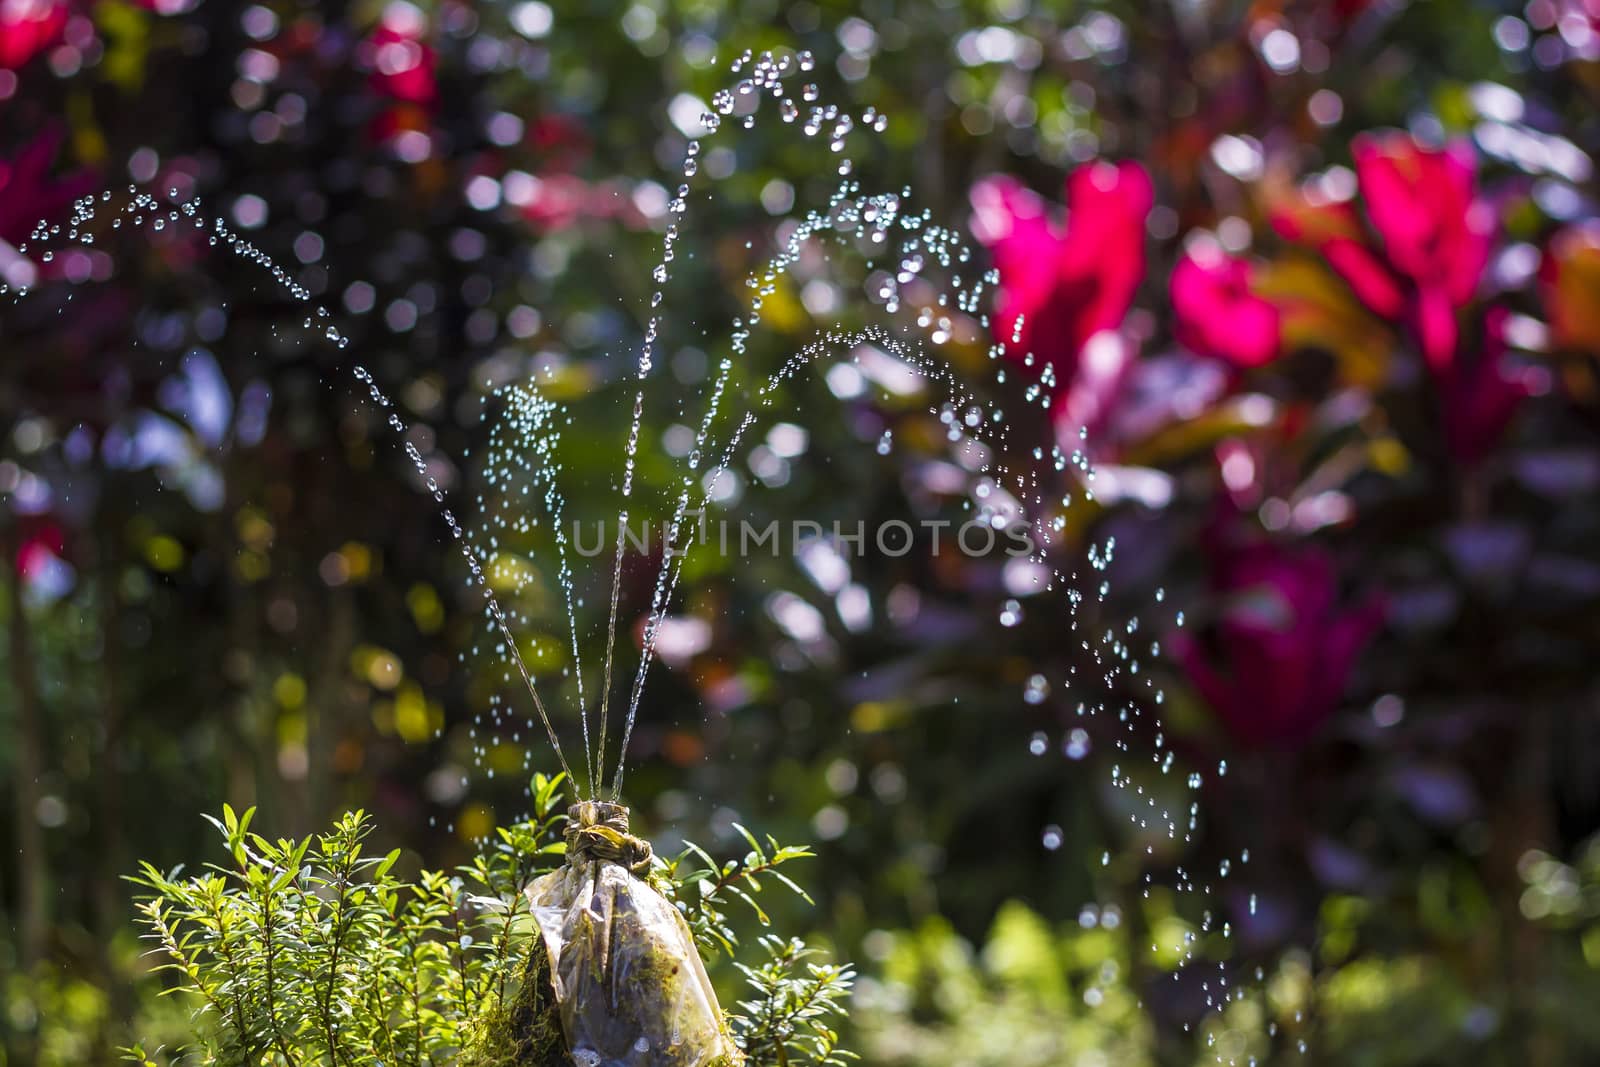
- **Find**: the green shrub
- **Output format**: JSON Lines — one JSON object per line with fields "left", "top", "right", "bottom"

{"left": 123, "top": 773, "right": 853, "bottom": 1066}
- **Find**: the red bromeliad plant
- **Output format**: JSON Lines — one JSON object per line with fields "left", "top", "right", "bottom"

{"left": 0, "top": 0, "right": 67, "bottom": 72}
{"left": 1170, "top": 239, "right": 1282, "bottom": 371}
{"left": 1170, "top": 522, "right": 1384, "bottom": 749}
{"left": 1271, "top": 133, "right": 1494, "bottom": 373}
{"left": 966, "top": 126, "right": 1562, "bottom": 760}
{"left": 968, "top": 161, "right": 1151, "bottom": 442}
{"left": 363, "top": 2, "right": 438, "bottom": 149}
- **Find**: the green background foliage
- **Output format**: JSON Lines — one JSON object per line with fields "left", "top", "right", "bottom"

{"left": 2, "top": 0, "right": 1600, "bottom": 1064}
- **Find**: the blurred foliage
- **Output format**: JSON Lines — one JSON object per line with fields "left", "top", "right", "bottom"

{"left": 853, "top": 902, "right": 1155, "bottom": 1066}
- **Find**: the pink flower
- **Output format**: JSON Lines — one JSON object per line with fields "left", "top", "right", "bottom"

{"left": 1272, "top": 133, "right": 1494, "bottom": 372}
{"left": 970, "top": 161, "right": 1151, "bottom": 379}
{"left": 0, "top": 0, "right": 66, "bottom": 70}
{"left": 127, "top": 0, "right": 198, "bottom": 13}
{"left": 362, "top": 4, "right": 437, "bottom": 156}
{"left": 1273, "top": 139, "right": 1526, "bottom": 465}
{"left": 1174, "top": 532, "right": 1383, "bottom": 749}
{"left": 15, "top": 520, "right": 63, "bottom": 579}
{"left": 1170, "top": 241, "right": 1281, "bottom": 368}
{"left": 1354, "top": 134, "right": 1493, "bottom": 371}
{"left": 0, "top": 126, "right": 97, "bottom": 247}
{"left": 1438, "top": 309, "right": 1532, "bottom": 467}
{"left": 367, "top": 4, "right": 436, "bottom": 108}
{"left": 516, "top": 171, "right": 587, "bottom": 230}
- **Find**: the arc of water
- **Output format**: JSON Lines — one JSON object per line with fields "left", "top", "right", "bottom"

{"left": 592, "top": 48, "right": 836, "bottom": 798}
{"left": 6, "top": 188, "right": 586, "bottom": 793}
{"left": 610, "top": 295, "right": 1080, "bottom": 800}
{"left": 590, "top": 79, "right": 705, "bottom": 799}
{"left": 198, "top": 206, "right": 589, "bottom": 791}
{"left": 13, "top": 120, "right": 1247, "bottom": 1015}
{"left": 483, "top": 596, "right": 578, "bottom": 789}
{"left": 608, "top": 196, "right": 1010, "bottom": 796}
{"left": 544, "top": 424, "right": 593, "bottom": 798}
{"left": 605, "top": 180, "right": 931, "bottom": 796}
{"left": 592, "top": 503, "right": 628, "bottom": 799}
{"left": 479, "top": 384, "right": 591, "bottom": 795}
{"left": 15, "top": 178, "right": 1073, "bottom": 826}
{"left": 610, "top": 319, "right": 983, "bottom": 799}
{"left": 592, "top": 384, "right": 648, "bottom": 799}
{"left": 49, "top": 52, "right": 1120, "bottom": 860}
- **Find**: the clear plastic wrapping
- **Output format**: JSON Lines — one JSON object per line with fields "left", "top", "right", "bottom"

{"left": 524, "top": 801, "right": 741, "bottom": 1067}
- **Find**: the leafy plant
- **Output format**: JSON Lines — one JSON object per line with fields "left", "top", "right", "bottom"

{"left": 123, "top": 773, "right": 853, "bottom": 1066}
{"left": 661, "top": 828, "right": 856, "bottom": 1065}
{"left": 664, "top": 824, "right": 819, "bottom": 957}
{"left": 730, "top": 937, "right": 856, "bottom": 1067}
